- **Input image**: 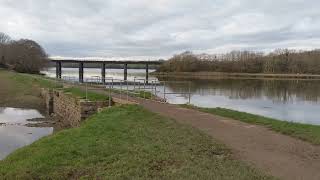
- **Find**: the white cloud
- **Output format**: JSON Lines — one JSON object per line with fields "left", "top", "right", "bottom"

{"left": 0, "top": 0, "right": 320, "bottom": 58}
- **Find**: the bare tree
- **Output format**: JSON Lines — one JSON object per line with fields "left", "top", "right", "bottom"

{"left": 6, "top": 39, "right": 48, "bottom": 73}
{"left": 158, "top": 49, "right": 320, "bottom": 74}
{"left": 0, "top": 32, "right": 11, "bottom": 44}
{"left": 0, "top": 32, "right": 11, "bottom": 66}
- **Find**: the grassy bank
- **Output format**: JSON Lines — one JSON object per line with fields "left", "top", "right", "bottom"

{"left": 0, "top": 105, "right": 273, "bottom": 179}
{"left": 1, "top": 70, "right": 110, "bottom": 102}
{"left": 0, "top": 70, "right": 51, "bottom": 110}
{"left": 108, "top": 88, "right": 153, "bottom": 99}
{"left": 182, "top": 105, "right": 320, "bottom": 145}
{"left": 62, "top": 87, "right": 110, "bottom": 101}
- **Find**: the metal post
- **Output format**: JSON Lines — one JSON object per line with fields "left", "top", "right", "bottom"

{"left": 56, "top": 61, "right": 62, "bottom": 79}
{"left": 188, "top": 82, "right": 191, "bottom": 104}
{"left": 124, "top": 64, "right": 128, "bottom": 81}
{"left": 120, "top": 80, "right": 122, "bottom": 99}
{"left": 154, "top": 81, "right": 157, "bottom": 99}
{"left": 85, "top": 82, "right": 88, "bottom": 100}
{"left": 79, "top": 62, "right": 84, "bottom": 83}
{"left": 109, "top": 83, "right": 111, "bottom": 107}
{"left": 133, "top": 77, "right": 136, "bottom": 92}
{"left": 163, "top": 81, "right": 166, "bottom": 102}
{"left": 145, "top": 64, "right": 149, "bottom": 84}
{"left": 101, "top": 63, "right": 106, "bottom": 85}
{"left": 126, "top": 80, "right": 129, "bottom": 101}
{"left": 143, "top": 79, "right": 146, "bottom": 99}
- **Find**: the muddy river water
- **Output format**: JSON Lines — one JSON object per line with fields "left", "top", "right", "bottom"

{"left": 0, "top": 107, "right": 53, "bottom": 160}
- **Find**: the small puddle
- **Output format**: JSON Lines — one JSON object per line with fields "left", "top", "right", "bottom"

{"left": 0, "top": 107, "right": 53, "bottom": 160}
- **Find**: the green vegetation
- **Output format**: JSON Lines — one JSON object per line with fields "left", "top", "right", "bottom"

{"left": 8, "top": 71, "right": 110, "bottom": 102}
{"left": 0, "top": 70, "right": 50, "bottom": 109}
{"left": 0, "top": 105, "right": 273, "bottom": 179}
{"left": 182, "top": 105, "right": 320, "bottom": 145}
{"left": 108, "top": 88, "right": 153, "bottom": 99}
{"left": 10, "top": 72, "right": 62, "bottom": 89}
{"left": 63, "top": 87, "right": 109, "bottom": 101}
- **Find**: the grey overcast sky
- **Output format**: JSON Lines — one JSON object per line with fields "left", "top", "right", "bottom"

{"left": 1, "top": 0, "right": 320, "bottom": 59}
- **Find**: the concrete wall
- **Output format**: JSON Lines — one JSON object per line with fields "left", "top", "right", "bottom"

{"left": 41, "top": 88, "right": 110, "bottom": 127}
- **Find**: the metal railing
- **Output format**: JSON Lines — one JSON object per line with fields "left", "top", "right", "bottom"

{"left": 55, "top": 76, "right": 192, "bottom": 104}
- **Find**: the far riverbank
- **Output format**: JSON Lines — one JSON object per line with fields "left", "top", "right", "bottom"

{"left": 152, "top": 71, "right": 320, "bottom": 80}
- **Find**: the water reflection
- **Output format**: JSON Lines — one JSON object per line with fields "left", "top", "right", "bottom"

{"left": 161, "top": 78, "right": 320, "bottom": 125}
{"left": 0, "top": 108, "right": 53, "bottom": 160}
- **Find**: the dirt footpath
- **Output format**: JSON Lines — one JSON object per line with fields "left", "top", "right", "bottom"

{"left": 134, "top": 99, "right": 320, "bottom": 180}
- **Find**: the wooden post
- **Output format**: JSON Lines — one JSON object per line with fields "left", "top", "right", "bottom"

{"left": 56, "top": 61, "right": 62, "bottom": 79}
{"left": 101, "top": 63, "right": 106, "bottom": 84}
{"left": 124, "top": 63, "right": 128, "bottom": 81}
{"left": 146, "top": 64, "right": 149, "bottom": 84}
{"left": 79, "top": 62, "right": 84, "bottom": 83}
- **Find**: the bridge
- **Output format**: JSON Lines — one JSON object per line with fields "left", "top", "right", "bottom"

{"left": 50, "top": 59, "right": 163, "bottom": 84}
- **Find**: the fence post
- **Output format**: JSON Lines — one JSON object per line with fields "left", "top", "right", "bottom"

{"left": 85, "top": 82, "right": 88, "bottom": 101}
{"left": 133, "top": 77, "right": 136, "bottom": 92}
{"left": 120, "top": 80, "right": 122, "bottom": 100}
{"left": 163, "top": 81, "right": 166, "bottom": 102}
{"left": 188, "top": 81, "right": 191, "bottom": 104}
{"left": 126, "top": 80, "right": 129, "bottom": 101}
{"left": 154, "top": 81, "right": 157, "bottom": 100}
{"left": 143, "top": 79, "right": 146, "bottom": 99}
{"left": 109, "top": 83, "right": 112, "bottom": 107}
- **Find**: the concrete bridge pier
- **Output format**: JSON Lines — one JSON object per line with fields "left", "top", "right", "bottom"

{"left": 56, "top": 61, "right": 62, "bottom": 79}
{"left": 79, "top": 62, "right": 84, "bottom": 83}
{"left": 101, "top": 63, "right": 106, "bottom": 84}
{"left": 124, "top": 63, "right": 128, "bottom": 80}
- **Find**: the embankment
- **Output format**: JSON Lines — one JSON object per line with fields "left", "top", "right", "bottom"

{"left": 41, "top": 88, "right": 111, "bottom": 127}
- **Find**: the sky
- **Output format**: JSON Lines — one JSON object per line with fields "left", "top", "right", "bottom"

{"left": 1, "top": 0, "right": 320, "bottom": 59}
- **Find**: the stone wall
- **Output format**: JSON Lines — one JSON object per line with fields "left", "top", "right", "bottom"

{"left": 40, "top": 89, "right": 54, "bottom": 115}
{"left": 41, "top": 88, "right": 110, "bottom": 127}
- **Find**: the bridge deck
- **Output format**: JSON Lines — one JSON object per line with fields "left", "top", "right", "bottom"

{"left": 50, "top": 59, "right": 163, "bottom": 65}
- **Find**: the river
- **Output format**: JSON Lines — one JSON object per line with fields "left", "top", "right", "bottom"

{"left": 0, "top": 108, "right": 53, "bottom": 160}
{"left": 43, "top": 68, "right": 320, "bottom": 125}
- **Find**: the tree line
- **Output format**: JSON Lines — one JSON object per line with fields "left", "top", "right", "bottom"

{"left": 0, "top": 32, "right": 48, "bottom": 74}
{"left": 158, "top": 50, "right": 320, "bottom": 74}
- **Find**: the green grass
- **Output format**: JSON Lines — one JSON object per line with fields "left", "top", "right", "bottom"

{"left": 0, "top": 105, "right": 273, "bottom": 180}
{"left": 8, "top": 71, "right": 110, "bottom": 102}
{"left": 63, "top": 87, "right": 110, "bottom": 101}
{"left": 133, "top": 90, "right": 153, "bottom": 99}
{"left": 108, "top": 88, "right": 153, "bottom": 99}
{"left": 10, "top": 72, "right": 62, "bottom": 89}
{"left": 182, "top": 105, "right": 320, "bottom": 145}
